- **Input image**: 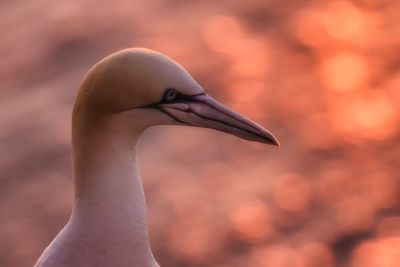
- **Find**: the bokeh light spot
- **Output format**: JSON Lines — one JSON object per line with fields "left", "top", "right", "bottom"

{"left": 273, "top": 174, "right": 311, "bottom": 212}
{"left": 351, "top": 238, "right": 400, "bottom": 267}
{"left": 323, "top": 1, "right": 367, "bottom": 43}
{"left": 231, "top": 199, "right": 274, "bottom": 243}
{"left": 299, "top": 242, "right": 335, "bottom": 267}
{"left": 320, "top": 52, "right": 368, "bottom": 92}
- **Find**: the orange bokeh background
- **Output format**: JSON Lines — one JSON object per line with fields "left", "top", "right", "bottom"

{"left": 1, "top": 0, "right": 399, "bottom": 266}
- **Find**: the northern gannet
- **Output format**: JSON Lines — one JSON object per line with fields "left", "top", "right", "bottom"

{"left": 35, "top": 48, "right": 279, "bottom": 267}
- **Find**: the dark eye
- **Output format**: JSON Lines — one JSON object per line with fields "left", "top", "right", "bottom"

{"left": 164, "top": 89, "right": 179, "bottom": 101}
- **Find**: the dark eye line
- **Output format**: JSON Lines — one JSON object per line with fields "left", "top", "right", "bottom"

{"left": 162, "top": 88, "right": 205, "bottom": 102}
{"left": 188, "top": 92, "right": 206, "bottom": 97}
{"left": 140, "top": 90, "right": 206, "bottom": 108}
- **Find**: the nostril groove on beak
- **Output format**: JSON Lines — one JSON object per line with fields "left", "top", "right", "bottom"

{"left": 188, "top": 108, "right": 274, "bottom": 143}
{"left": 200, "top": 102, "right": 265, "bottom": 135}
{"left": 189, "top": 101, "right": 266, "bottom": 135}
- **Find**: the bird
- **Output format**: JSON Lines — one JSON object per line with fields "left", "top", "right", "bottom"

{"left": 34, "top": 48, "right": 279, "bottom": 267}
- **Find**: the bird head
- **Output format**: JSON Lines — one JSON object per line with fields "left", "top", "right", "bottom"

{"left": 74, "top": 48, "right": 279, "bottom": 146}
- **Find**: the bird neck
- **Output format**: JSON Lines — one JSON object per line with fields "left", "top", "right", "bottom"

{"left": 70, "top": 109, "right": 157, "bottom": 266}
{"left": 72, "top": 130, "right": 143, "bottom": 217}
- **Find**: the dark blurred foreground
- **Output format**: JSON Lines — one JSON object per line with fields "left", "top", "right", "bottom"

{"left": 1, "top": 1, "right": 400, "bottom": 266}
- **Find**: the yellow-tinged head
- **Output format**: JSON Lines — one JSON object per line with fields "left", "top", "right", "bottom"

{"left": 73, "top": 48, "right": 279, "bottom": 146}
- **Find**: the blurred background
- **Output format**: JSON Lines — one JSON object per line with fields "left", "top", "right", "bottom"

{"left": 1, "top": 0, "right": 400, "bottom": 266}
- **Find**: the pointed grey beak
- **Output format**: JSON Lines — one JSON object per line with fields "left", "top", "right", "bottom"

{"left": 154, "top": 94, "right": 279, "bottom": 146}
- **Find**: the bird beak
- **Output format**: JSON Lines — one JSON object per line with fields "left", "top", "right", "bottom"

{"left": 154, "top": 94, "right": 279, "bottom": 146}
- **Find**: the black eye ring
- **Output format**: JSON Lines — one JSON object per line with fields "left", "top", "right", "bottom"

{"left": 164, "top": 89, "right": 179, "bottom": 101}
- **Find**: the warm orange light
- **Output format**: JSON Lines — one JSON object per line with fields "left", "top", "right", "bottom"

{"left": 202, "top": 15, "right": 269, "bottom": 78}
{"left": 202, "top": 15, "right": 247, "bottom": 54}
{"left": 168, "top": 215, "right": 219, "bottom": 262}
{"left": 294, "top": 7, "right": 328, "bottom": 48}
{"left": 330, "top": 91, "right": 398, "bottom": 141}
{"left": 351, "top": 238, "right": 400, "bottom": 267}
{"left": 299, "top": 242, "right": 335, "bottom": 267}
{"left": 226, "top": 79, "right": 268, "bottom": 119}
{"left": 273, "top": 174, "right": 311, "bottom": 212}
{"left": 322, "top": 1, "right": 367, "bottom": 43}
{"left": 320, "top": 52, "right": 368, "bottom": 92}
{"left": 251, "top": 245, "right": 301, "bottom": 267}
{"left": 231, "top": 199, "right": 274, "bottom": 243}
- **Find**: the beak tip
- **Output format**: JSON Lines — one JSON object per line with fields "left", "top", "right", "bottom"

{"left": 268, "top": 137, "right": 280, "bottom": 148}
{"left": 260, "top": 130, "right": 280, "bottom": 148}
